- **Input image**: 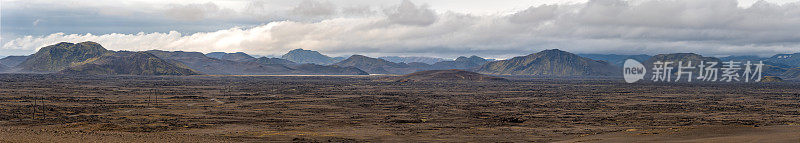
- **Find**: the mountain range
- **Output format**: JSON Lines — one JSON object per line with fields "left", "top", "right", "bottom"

{"left": 147, "top": 50, "right": 364, "bottom": 75}
{"left": 7, "top": 42, "right": 367, "bottom": 75}
{"left": 4, "top": 41, "right": 800, "bottom": 79}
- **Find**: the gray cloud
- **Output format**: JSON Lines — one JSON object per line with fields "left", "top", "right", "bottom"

{"left": 4, "top": 0, "right": 800, "bottom": 58}
{"left": 509, "top": 4, "right": 559, "bottom": 24}
{"left": 341, "top": 5, "right": 375, "bottom": 16}
{"left": 509, "top": 0, "right": 800, "bottom": 46}
{"left": 164, "top": 2, "right": 222, "bottom": 21}
{"left": 385, "top": 0, "right": 438, "bottom": 26}
{"left": 289, "top": 0, "right": 337, "bottom": 20}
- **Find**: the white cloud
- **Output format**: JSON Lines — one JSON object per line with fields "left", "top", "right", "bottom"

{"left": 4, "top": 0, "right": 800, "bottom": 58}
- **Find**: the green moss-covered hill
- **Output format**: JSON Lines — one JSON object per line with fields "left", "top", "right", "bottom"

{"left": 18, "top": 41, "right": 111, "bottom": 72}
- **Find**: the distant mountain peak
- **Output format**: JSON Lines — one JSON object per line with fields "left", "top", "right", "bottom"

{"left": 290, "top": 48, "right": 308, "bottom": 51}
{"left": 536, "top": 49, "right": 569, "bottom": 55}
{"left": 455, "top": 55, "right": 486, "bottom": 62}
{"left": 281, "top": 48, "right": 336, "bottom": 65}
{"left": 477, "top": 49, "right": 618, "bottom": 76}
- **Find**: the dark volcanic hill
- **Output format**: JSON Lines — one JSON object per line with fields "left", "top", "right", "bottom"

{"left": 60, "top": 51, "right": 197, "bottom": 75}
{"left": 18, "top": 41, "right": 112, "bottom": 72}
{"left": 477, "top": 49, "right": 618, "bottom": 76}
{"left": 206, "top": 52, "right": 256, "bottom": 62}
{"left": 430, "top": 55, "right": 489, "bottom": 70}
{"left": 385, "top": 69, "right": 508, "bottom": 82}
{"left": 281, "top": 49, "right": 337, "bottom": 65}
{"left": 0, "top": 56, "right": 30, "bottom": 67}
{"left": 334, "top": 55, "right": 419, "bottom": 74}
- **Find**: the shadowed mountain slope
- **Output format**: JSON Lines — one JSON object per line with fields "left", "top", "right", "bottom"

{"left": 0, "top": 56, "right": 29, "bottom": 67}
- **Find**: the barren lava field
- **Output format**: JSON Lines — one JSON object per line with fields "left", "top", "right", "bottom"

{"left": 1, "top": 74, "right": 799, "bottom": 142}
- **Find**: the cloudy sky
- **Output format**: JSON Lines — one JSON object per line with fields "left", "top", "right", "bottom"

{"left": 2, "top": 0, "right": 800, "bottom": 59}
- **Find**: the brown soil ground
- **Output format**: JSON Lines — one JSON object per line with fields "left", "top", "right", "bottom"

{"left": 1, "top": 74, "right": 799, "bottom": 142}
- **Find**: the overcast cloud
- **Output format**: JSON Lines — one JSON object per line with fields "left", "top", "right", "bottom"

{"left": 3, "top": 0, "right": 800, "bottom": 59}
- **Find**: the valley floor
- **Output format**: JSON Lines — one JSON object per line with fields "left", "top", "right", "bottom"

{"left": 1, "top": 74, "right": 799, "bottom": 142}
